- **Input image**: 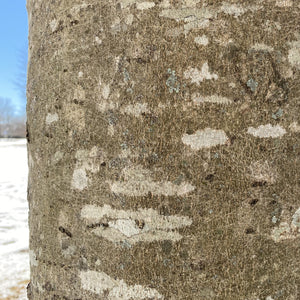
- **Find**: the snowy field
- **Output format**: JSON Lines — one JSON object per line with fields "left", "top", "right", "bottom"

{"left": 0, "top": 139, "right": 29, "bottom": 300}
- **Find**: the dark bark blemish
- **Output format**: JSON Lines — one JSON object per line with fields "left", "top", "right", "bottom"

{"left": 59, "top": 226, "right": 72, "bottom": 238}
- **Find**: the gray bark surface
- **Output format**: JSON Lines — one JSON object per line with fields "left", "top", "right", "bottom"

{"left": 27, "top": 0, "right": 300, "bottom": 299}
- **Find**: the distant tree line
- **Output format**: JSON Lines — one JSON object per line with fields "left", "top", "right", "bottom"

{"left": 0, "top": 97, "right": 26, "bottom": 138}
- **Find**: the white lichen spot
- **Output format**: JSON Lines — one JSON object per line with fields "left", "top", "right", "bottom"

{"left": 289, "top": 121, "right": 300, "bottom": 133}
{"left": 50, "top": 19, "right": 59, "bottom": 32}
{"left": 159, "top": 7, "right": 214, "bottom": 21}
{"left": 80, "top": 270, "right": 164, "bottom": 299}
{"left": 95, "top": 259, "right": 101, "bottom": 266}
{"left": 271, "top": 222, "right": 292, "bottom": 242}
{"left": 71, "top": 168, "right": 88, "bottom": 191}
{"left": 102, "top": 84, "right": 110, "bottom": 100}
{"left": 219, "top": 3, "right": 261, "bottom": 17}
{"left": 192, "top": 94, "right": 232, "bottom": 104}
{"left": 52, "top": 151, "right": 63, "bottom": 165}
{"left": 165, "top": 27, "right": 183, "bottom": 37}
{"left": 121, "top": 103, "right": 150, "bottom": 117}
{"left": 271, "top": 208, "right": 300, "bottom": 242}
{"left": 97, "top": 101, "right": 119, "bottom": 113}
{"left": 136, "top": 2, "right": 155, "bottom": 10}
{"left": 108, "top": 165, "right": 195, "bottom": 197}
{"left": 184, "top": 62, "right": 218, "bottom": 85}
{"left": 71, "top": 147, "right": 105, "bottom": 191}
{"left": 194, "top": 35, "right": 209, "bottom": 46}
{"left": 28, "top": 153, "right": 34, "bottom": 168}
{"left": 220, "top": 3, "right": 245, "bottom": 17}
{"left": 74, "top": 86, "right": 86, "bottom": 101}
{"left": 291, "top": 208, "right": 300, "bottom": 229}
{"left": 46, "top": 113, "right": 59, "bottom": 125}
{"left": 250, "top": 43, "right": 274, "bottom": 52}
{"left": 288, "top": 39, "right": 300, "bottom": 70}
{"left": 111, "top": 17, "right": 121, "bottom": 32}
{"left": 78, "top": 71, "right": 83, "bottom": 78}
{"left": 108, "top": 124, "right": 115, "bottom": 136}
{"left": 248, "top": 161, "right": 277, "bottom": 184}
{"left": 81, "top": 204, "right": 193, "bottom": 244}
{"left": 70, "top": 3, "right": 89, "bottom": 14}
{"left": 183, "top": 19, "right": 210, "bottom": 34}
{"left": 125, "top": 14, "right": 134, "bottom": 25}
{"left": 159, "top": 8, "right": 215, "bottom": 34}
{"left": 29, "top": 250, "right": 38, "bottom": 267}
{"left": 94, "top": 36, "right": 102, "bottom": 45}
{"left": 182, "top": 128, "right": 229, "bottom": 150}
{"left": 62, "top": 245, "right": 77, "bottom": 258}
{"left": 247, "top": 124, "right": 286, "bottom": 138}
{"left": 275, "top": 0, "right": 293, "bottom": 7}
{"left": 119, "top": 0, "right": 140, "bottom": 9}
{"left": 159, "top": 0, "right": 170, "bottom": 8}
{"left": 183, "top": 0, "right": 202, "bottom": 7}
{"left": 76, "top": 146, "right": 104, "bottom": 174}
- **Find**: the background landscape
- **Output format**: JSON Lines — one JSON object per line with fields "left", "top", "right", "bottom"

{"left": 0, "top": 1, "right": 29, "bottom": 299}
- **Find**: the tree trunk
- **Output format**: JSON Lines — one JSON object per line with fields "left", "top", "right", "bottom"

{"left": 26, "top": 1, "right": 300, "bottom": 299}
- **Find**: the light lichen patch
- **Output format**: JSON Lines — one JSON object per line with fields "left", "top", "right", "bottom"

{"left": 159, "top": 0, "right": 170, "bottom": 8}
{"left": 159, "top": 7, "right": 215, "bottom": 34}
{"left": 97, "top": 101, "right": 119, "bottom": 113}
{"left": 247, "top": 124, "right": 287, "bottom": 138}
{"left": 121, "top": 103, "right": 150, "bottom": 117}
{"left": 81, "top": 204, "right": 193, "bottom": 244}
{"left": 271, "top": 208, "right": 300, "bottom": 242}
{"left": 275, "top": 0, "right": 293, "bottom": 7}
{"left": 102, "top": 84, "right": 110, "bottom": 100}
{"left": 94, "top": 36, "right": 102, "bottom": 45}
{"left": 159, "top": 7, "right": 215, "bottom": 21}
{"left": 288, "top": 39, "right": 300, "bottom": 70}
{"left": 219, "top": 3, "right": 246, "bottom": 17}
{"left": 74, "top": 86, "right": 86, "bottom": 101}
{"left": 184, "top": 62, "right": 218, "bottom": 85}
{"left": 289, "top": 121, "right": 300, "bottom": 133}
{"left": 248, "top": 161, "right": 277, "bottom": 184}
{"left": 250, "top": 43, "right": 274, "bottom": 52}
{"left": 136, "top": 2, "right": 155, "bottom": 10}
{"left": 71, "top": 168, "right": 88, "bottom": 191}
{"left": 45, "top": 113, "right": 59, "bottom": 125}
{"left": 192, "top": 94, "right": 232, "bottom": 104}
{"left": 71, "top": 147, "right": 106, "bottom": 191}
{"left": 166, "top": 69, "right": 180, "bottom": 93}
{"left": 183, "top": 0, "right": 202, "bottom": 7}
{"left": 52, "top": 151, "right": 63, "bottom": 165}
{"left": 70, "top": 3, "right": 90, "bottom": 15}
{"left": 194, "top": 35, "right": 209, "bottom": 46}
{"left": 219, "top": 3, "right": 261, "bottom": 17}
{"left": 292, "top": 208, "right": 300, "bottom": 229}
{"left": 183, "top": 19, "right": 210, "bottom": 34}
{"left": 125, "top": 14, "right": 134, "bottom": 25}
{"left": 182, "top": 128, "right": 229, "bottom": 150}
{"left": 80, "top": 270, "right": 164, "bottom": 299}
{"left": 108, "top": 165, "right": 195, "bottom": 196}
{"left": 29, "top": 250, "right": 38, "bottom": 267}
{"left": 49, "top": 19, "right": 59, "bottom": 32}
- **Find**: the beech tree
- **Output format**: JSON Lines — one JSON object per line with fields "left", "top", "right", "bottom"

{"left": 27, "top": 0, "right": 300, "bottom": 299}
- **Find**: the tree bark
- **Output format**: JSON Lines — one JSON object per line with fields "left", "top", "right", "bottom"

{"left": 27, "top": 0, "right": 300, "bottom": 299}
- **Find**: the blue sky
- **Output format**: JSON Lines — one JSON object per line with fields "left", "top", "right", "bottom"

{"left": 0, "top": 0, "right": 28, "bottom": 115}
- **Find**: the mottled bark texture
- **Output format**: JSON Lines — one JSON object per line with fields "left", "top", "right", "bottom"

{"left": 27, "top": 0, "right": 300, "bottom": 299}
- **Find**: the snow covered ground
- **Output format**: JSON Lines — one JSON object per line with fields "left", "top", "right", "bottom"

{"left": 0, "top": 139, "right": 29, "bottom": 299}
